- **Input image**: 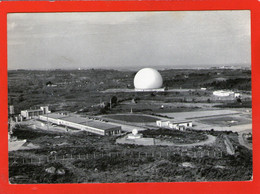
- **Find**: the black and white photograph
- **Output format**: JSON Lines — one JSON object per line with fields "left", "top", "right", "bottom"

{"left": 7, "top": 11, "right": 252, "bottom": 184}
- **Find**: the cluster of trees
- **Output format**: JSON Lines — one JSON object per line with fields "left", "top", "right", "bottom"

{"left": 9, "top": 162, "right": 74, "bottom": 184}
{"left": 142, "top": 129, "right": 208, "bottom": 143}
{"left": 73, "top": 156, "right": 154, "bottom": 171}
{"left": 203, "top": 78, "right": 251, "bottom": 91}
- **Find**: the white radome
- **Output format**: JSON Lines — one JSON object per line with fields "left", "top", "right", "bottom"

{"left": 132, "top": 129, "right": 138, "bottom": 136}
{"left": 134, "top": 68, "right": 163, "bottom": 89}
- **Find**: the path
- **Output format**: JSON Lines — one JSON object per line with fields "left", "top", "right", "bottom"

{"left": 238, "top": 129, "right": 252, "bottom": 150}
{"left": 155, "top": 134, "right": 216, "bottom": 147}
{"left": 117, "top": 134, "right": 216, "bottom": 147}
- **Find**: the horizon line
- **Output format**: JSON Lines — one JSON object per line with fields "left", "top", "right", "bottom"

{"left": 7, "top": 64, "right": 251, "bottom": 71}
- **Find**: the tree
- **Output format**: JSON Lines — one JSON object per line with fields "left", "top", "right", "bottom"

{"left": 236, "top": 98, "right": 242, "bottom": 103}
{"left": 110, "top": 96, "right": 117, "bottom": 105}
{"left": 46, "top": 81, "right": 53, "bottom": 86}
{"left": 18, "top": 94, "right": 25, "bottom": 102}
{"left": 150, "top": 92, "right": 156, "bottom": 97}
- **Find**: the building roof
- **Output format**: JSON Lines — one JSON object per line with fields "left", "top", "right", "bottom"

{"left": 43, "top": 113, "right": 68, "bottom": 119}
{"left": 157, "top": 120, "right": 192, "bottom": 124}
{"left": 170, "top": 121, "right": 192, "bottom": 124}
{"left": 43, "top": 113, "right": 119, "bottom": 131}
{"left": 61, "top": 116, "right": 88, "bottom": 124}
{"left": 83, "top": 120, "right": 119, "bottom": 130}
{"left": 21, "top": 109, "right": 43, "bottom": 113}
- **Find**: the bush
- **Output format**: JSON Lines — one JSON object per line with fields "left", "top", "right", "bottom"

{"left": 9, "top": 162, "right": 74, "bottom": 184}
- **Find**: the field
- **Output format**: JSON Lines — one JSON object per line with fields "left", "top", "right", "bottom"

{"left": 103, "top": 114, "right": 158, "bottom": 123}
{"left": 8, "top": 68, "right": 251, "bottom": 114}
{"left": 9, "top": 126, "right": 252, "bottom": 183}
{"left": 8, "top": 68, "right": 252, "bottom": 183}
{"left": 199, "top": 116, "right": 251, "bottom": 127}
{"left": 142, "top": 129, "right": 209, "bottom": 144}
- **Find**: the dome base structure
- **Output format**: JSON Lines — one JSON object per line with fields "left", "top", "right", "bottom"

{"left": 126, "top": 129, "right": 143, "bottom": 139}
{"left": 134, "top": 87, "right": 166, "bottom": 92}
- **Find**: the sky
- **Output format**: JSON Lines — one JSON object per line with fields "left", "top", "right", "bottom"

{"left": 7, "top": 11, "right": 251, "bottom": 70}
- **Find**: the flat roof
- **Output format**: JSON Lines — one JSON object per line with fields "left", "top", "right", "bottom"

{"left": 61, "top": 116, "right": 88, "bottom": 124}
{"left": 22, "top": 109, "right": 43, "bottom": 113}
{"left": 42, "top": 113, "right": 120, "bottom": 130}
{"left": 83, "top": 120, "right": 120, "bottom": 130}
{"left": 42, "top": 113, "right": 68, "bottom": 119}
{"left": 171, "top": 121, "right": 192, "bottom": 124}
{"left": 157, "top": 120, "right": 192, "bottom": 124}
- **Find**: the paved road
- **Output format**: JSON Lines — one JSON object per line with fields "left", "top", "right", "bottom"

{"left": 117, "top": 134, "right": 216, "bottom": 147}
{"left": 155, "top": 134, "right": 216, "bottom": 147}
{"left": 160, "top": 109, "right": 242, "bottom": 120}
{"left": 193, "top": 123, "right": 252, "bottom": 132}
{"left": 238, "top": 129, "right": 252, "bottom": 150}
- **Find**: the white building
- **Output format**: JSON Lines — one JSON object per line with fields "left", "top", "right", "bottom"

{"left": 213, "top": 90, "right": 234, "bottom": 97}
{"left": 234, "top": 93, "right": 241, "bottom": 98}
{"left": 156, "top": 120, "right": 192, "bottom": 131}
{"left": 39, "top": 113, "right": 121, "bottom": 136}
{"left": 9, "top": 105, "right": 15, "bottom": 115}
{"left": 21, "top": 106, "right": 51, "bottom": 119}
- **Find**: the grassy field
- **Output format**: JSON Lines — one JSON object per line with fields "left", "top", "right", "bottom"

{"left": 9, "top": 126, "right": 252, "bottom": 183}
{"left": 8, "top": 68, "right": 252, "bottom": 183}
{"left": 8, "top": 68, "right": 251, "bottom": 114}
{"left": 103, "top": 114, "right": 158, "bottom": 123}
{"left": 199, "top": 116, "right": 251, "bottom": 127}
{"left": 141, "top": 129, "right": 208, "bottom": 144}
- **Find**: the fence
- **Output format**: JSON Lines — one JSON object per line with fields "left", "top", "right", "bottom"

{"left": 9, "top": 150, "right": 223, "bottom": 165}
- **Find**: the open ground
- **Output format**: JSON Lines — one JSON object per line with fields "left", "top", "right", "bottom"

{"left": 8, "top": 68, "right": 252, "bottom": 183}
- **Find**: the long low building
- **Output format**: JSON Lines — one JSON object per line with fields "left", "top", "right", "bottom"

{"left": 21, "top": 106, "right": 51, "bottom": 119}
{"left": 39, "top": 113, "right": 121, "bottom": 136}
{"left": 156, "top": 120, "right": 192, "bottom": 131}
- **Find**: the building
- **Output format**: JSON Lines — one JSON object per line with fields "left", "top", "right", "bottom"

{"left": 38, "top": 113, "right": 121, "bottom": 136}
{"left": 234, "top": 93, "right": 241, "bottom": 98}
{"left": 156, "top": 120, "right": 192, "bottom": 131}
{"left": 127, "top": 129, "right": 143, "bottom": 139}
{"left": 21, "top": 106, "right": 51, "bottom": 119}
{"left": 9, "top": 105, "right": 15, "bottom": 115}
{"left": 134, "top": 88, "right": 165, "bottom": 92}
{"left": 134, "top": 68, "right": 165, "bottom": 92}
{"left": 213, "top": 90, "right": 234, "bottom": 97}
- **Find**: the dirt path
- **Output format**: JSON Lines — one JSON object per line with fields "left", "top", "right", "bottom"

{"left": 155, "top": 134, "right": 216, "bottom": 147}
{"left": 238, "top": 130, "right": 252, "bottom": 150}
{"left": 61, "top": 161, "right": 87, "bottom": 183}
{"left": 117, "top": 134, "right": 216, "bottom": 147}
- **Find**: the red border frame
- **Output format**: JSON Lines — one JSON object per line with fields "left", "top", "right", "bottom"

{"left": 1, "top": 1, "right": 260, "bottom": 194}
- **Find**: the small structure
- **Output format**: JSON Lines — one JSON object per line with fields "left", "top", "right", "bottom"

{"left": 126, "top": 129, "right": 143, "bottom": 139}
{"left": 213, "top": 90, "right": 234, "bottom": 97}
{"left": 21, "top": 106, "right": 51, "bottom": 119}
{"left": 135, "top": 88, "right": 165, "bottom": 92}
{"left": 234, "top": 93, "right": 241, "bottom": 98}
{"left": 9, "top": 105, "right": 15, "bottom": 115}
{"left": 156, "top": 120, "right": 192, "bottom": 131}
{"left": 8, "top": 120, "right": 26, "bottom": 152}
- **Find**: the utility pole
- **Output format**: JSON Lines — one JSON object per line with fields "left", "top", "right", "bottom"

{"left": 47, "top": 112, "right": 49, "bottom": 130}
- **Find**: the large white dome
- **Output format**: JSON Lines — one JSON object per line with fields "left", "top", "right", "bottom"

{"left": 134, "top": 68, "right": 163, "bottom": 89}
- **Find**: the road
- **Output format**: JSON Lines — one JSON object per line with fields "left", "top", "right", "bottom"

{"left": 155, "top": 134, "right": 216, "bottom": 147}
{"left": 117, "top": 134, "right": 216, "bottom": 147}
{"left": 238, "top": 129, "right": 252, "bottom": 150}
